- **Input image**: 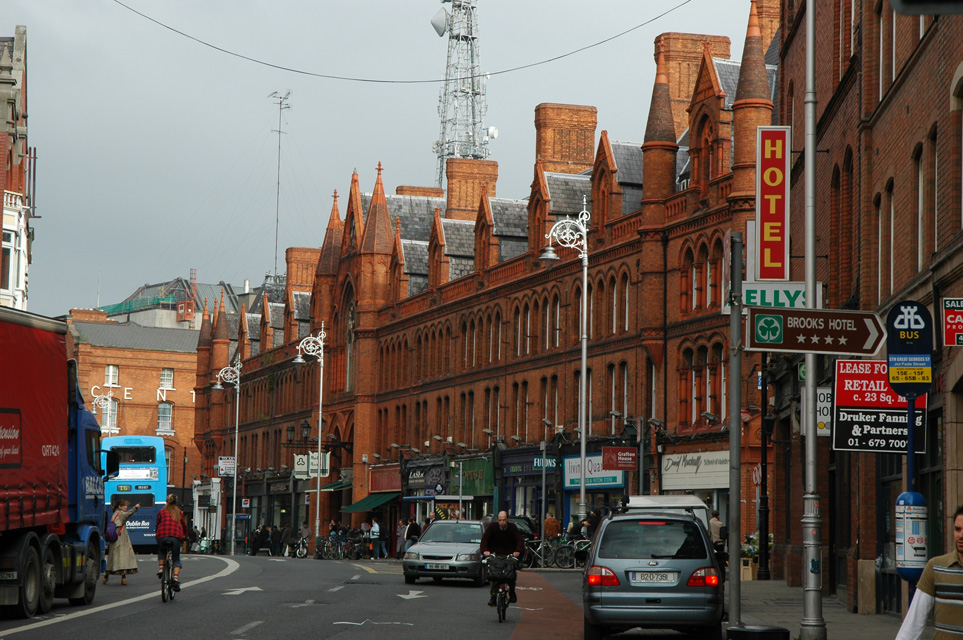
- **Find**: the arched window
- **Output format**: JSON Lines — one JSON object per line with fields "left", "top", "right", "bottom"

{"left": 609, "top": 275, "right": 618, "bottom": 335}
{"left": 681, "top": 248, "right": 694, "bottom": 313}
{"left": 620, "top": 273, "right": 630, "bottom": 331}
{"left": 679, "top": 349, "right": 694, "bottom": 426}
{"left": 552, "top": 294, "right": 561, "bottom": 347}
{"left": 513, "top": 306, "right": 522, "bottom": 357}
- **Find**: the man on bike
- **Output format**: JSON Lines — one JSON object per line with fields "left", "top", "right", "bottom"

{"left": 480, "top": 511, "right": 525, "bottom": 607}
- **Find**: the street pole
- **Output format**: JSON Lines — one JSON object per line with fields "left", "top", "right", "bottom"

{"left": 802, "top": 0, "right": 825, "bottom": 636}
{"left": 294, "top": 323, "right": 326, "bottom": 553}
{"left": 539, "top": 196, "right": 591, "bottom": 525}
{"left": 758, "top": 354, "right": 771, "bottom": 580}
{"left": 727, "top": 232, "right": 743, "bottom": 626}
{"left": 541, "top": 440, "right": 547, "bottom": 567}
{"left": 214, "top": 360, "right": 242, "bottom": 556}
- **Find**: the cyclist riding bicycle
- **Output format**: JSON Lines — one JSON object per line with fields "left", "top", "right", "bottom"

{"left": 480, "top": 510, "right": 525, "bottom": 607}
{"left": 155, "top": 493, "right": 189, "bottom": 591}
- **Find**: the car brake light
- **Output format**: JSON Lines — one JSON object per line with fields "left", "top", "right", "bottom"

{"left": 686, "top": 567, "right": 720, "bottom": 587}
{"left": 586, "top": 566, "right": 620, "bottom": 587}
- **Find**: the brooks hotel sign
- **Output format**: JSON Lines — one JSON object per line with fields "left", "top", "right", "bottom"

{"left": 661, "top": 451, "right": 730, "bottom": 490}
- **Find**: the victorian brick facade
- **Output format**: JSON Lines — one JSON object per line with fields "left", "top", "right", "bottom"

{"left": 193, "top": 0, "right": 784, "bottom": 561}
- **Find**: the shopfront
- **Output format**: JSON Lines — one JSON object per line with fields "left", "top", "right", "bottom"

{"left": 659, "top": 450, "right": 729, "bottom": 524}
{"left": 561, "top": 452, "right": 626, "bottom": 526}
{"left": 500, "top": 446, "right": 560, "bottom": 521}
{"left": 448, "top": 455, "right": 494, "bottom": 520}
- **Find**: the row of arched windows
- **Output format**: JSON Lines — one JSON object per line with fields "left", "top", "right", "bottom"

{"left": 680, "top": 238, "right": 723, "bottom": 314}
{"left": 678, "top": 342, "right": 727, "bottom": 429}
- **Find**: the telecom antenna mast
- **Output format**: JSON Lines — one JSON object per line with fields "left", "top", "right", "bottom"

{"left": 430, "top": 0, "right": 496, "bottom": 189}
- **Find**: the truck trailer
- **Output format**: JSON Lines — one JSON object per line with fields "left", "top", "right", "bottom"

{"left": 0, "top": 306, "right": 118, "bottom": 617}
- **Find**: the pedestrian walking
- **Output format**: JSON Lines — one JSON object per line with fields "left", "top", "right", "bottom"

{"left": 710, "top": 510, "right": 725, "bottom": 551}
{"left": 270, "top": 524, "right": 282, "bottom": 556}
{"left": 896, "top": 503, "right": 963, "bottom": 639}
{"left": 404, "top": 518, "right": 421, "bottom": 553}
{"left": 544, "top": 512, "right": 562, "bottom": 540}
{"left": 280, "top": 524, "right": 294, "bottom": 557}
{"left": 104, "top": 500, "right": 139, "bottom": 585}
{"left": 370, "top": 517, "right": 386, "bottom": 559}
{"left": 396, "top": 518, "right": 406, "bottom": 558}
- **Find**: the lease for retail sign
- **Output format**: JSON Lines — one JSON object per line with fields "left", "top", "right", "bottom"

{"left": 832, "top": 360, "right": 926, "bottom": 454}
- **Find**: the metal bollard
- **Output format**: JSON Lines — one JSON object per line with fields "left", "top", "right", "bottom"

{"left": 726, "top": 625, "right": 790, "bottom": 640}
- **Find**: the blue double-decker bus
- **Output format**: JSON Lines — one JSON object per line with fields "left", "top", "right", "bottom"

{"left": 102, "top": 435, "right": 167, "bottom": 550}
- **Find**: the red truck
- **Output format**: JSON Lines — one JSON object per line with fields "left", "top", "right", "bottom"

{"left": 0, "top": 306, "right": 118, "bottom": 617}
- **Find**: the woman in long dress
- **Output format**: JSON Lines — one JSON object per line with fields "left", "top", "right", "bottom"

{"left": 104, "top": 500, "right": 140, "bottom": 585}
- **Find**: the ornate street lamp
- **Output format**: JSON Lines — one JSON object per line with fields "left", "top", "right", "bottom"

{"left": 213, "top": 359, "right": 241, "bottom": 555}
{"left": 540, "top": 195, "right": 591, "bottom": 524}
{"left": 292, "top": 322, "right": 326, "bottom": 546}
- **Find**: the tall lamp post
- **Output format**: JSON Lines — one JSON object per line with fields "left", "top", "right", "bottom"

{"left": 293, "top": 322, "right": 326, "bottom": 547}
{"left": 213, "top": 359, "right": 241, "bottom": 555}
{"left": 540, "top": 195, "right": 591, "bottom": 524}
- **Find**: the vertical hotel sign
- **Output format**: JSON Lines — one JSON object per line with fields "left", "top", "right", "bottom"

{"left": 756, "top": 126, "right": 791, "bottom": 280}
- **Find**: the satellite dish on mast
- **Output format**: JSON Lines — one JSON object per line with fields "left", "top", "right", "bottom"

{"left": 487, "top": 126, "right": 498, "bottom": 140}
{"left": 430, "top": 7, "right": 448, "bottom": 37}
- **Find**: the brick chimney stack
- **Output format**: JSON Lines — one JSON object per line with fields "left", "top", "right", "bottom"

{"left": 444, "top": 158, "right": 498, "bottom": 221}
{"left": 534, "top": 103, "right": 597, "bottom": 175}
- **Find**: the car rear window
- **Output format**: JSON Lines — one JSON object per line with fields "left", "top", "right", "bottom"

{"left": 597, "top": 520, "right": 708, "bottom": 560}
{"left": 420, "top": 524, "right": 482, "bottom": 544}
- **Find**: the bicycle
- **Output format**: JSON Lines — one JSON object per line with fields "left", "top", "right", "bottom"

{"left": 521, "top": 538, "right": 556, "bottom": 568}
{"left": 484, "top": 555, "right": 517, "bottom": 623}
{"left": 552, "top": 538, "right": 592, "bottom": 569}
{"left": 159, "top": 541, "right": 176, "bottom": 603}
{"left": 292, "top": 536, "right": 309, "bottom": 559}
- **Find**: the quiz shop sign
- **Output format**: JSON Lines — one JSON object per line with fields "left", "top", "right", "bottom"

{"left": 832, "top": 360, "right": 926, "bottom": 454}
{"left": 602, "top": 447, "right": 637, "bottom": 471}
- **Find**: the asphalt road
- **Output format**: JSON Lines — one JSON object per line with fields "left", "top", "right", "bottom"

{"left": 0, "top": 555, "right": 700, "bottom": 639}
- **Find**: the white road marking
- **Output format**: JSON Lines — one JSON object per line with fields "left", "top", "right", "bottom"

{"left": 0, "top": 557, "right": 240, "bottom": 635}
{"left": 223, "top": 587, "right": 263, "bottom": 596}
{"left": 350, "top": 574, "right": 360, "bottom": 580}
{"left": 289, "top": 600, "right": 315, "bottom": 608}
{"left": 515, "top": 586, "right": 543, "bottom": 591}
{"left": 334, "top": 619, "right": 414, "bottom": 626}
{"left": 230, "top": 621, "right": 264, "bottom": 635}
{"left": 329, "top": 585, "right": 344, "bottom": 592}
{"left": 397, "top": 590, "right": 427, "bottom": 600}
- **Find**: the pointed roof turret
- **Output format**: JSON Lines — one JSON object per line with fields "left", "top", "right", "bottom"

{"left": 734, "top": 0, "right": 771, "bottom": 104}
{"left": 213, "top": 292, "right": 229, "bottom": 341}
{"left": 317, "top": 189, "right": 344, "bottom": 275}
{"left": 360, "top": 162, "right": 394, "bottom": 254}
{"left": 643, "top": 50, "right": 676, "bottom": 144}
{"left": 196, "top": 298, "right": 212, "bottom": 348}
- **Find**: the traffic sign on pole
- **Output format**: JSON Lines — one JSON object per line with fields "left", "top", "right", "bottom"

{"left": 745, "top": 307, "right": 886, "bottom": 355}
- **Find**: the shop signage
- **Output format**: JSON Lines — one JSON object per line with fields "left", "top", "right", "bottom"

{"left": 602, "top": 447, "right": 637, "bottom": 471}
{"left": 457, "top": 458, "right": 494, "bottom": 496}
{"left": 369, "top": 463, "right": 401, "bottom": 492}
{"left": 424, "top": 466, "right": 447, "bottom": 496}
{"left": 270, "top": 481, "right": 288, "bottom": 494}
{"left": 746, "top": 307, "right": 886, "bottom": 356}
{"left": 755, "top": 126, "right": 791, "bottom": 280}
{"left": 533, "top": 456, "right": 557, "bottom": 469}
{"left": 562, "top": 454, "right": 624, "bottom": 489}
{"left": 943, "top": 298, "right": 963, "bottom": 346}
{"left": 660, "top": 451, "right": 729, "bottom": 491}
{"left": 407, "top": 467, "right": 426, "bottom": 489}
{"left": 832, "top": 360, "right": 926, "bottom": 454}
{"left": 218, "top": 456, "right": 235, "bottom": 477}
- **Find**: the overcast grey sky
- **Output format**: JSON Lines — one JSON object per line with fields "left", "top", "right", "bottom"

{"left": 3, "top": 0, "right": 749, "bottom": 317}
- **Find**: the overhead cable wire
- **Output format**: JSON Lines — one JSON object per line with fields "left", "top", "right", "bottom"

{"left": 112, "top": 0, "right": 693, "bottom": 84}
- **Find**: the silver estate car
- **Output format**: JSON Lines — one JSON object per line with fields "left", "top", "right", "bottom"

{"left": 403, "top": 519, "right": 486, "bottom": 587}
{"left": 578, "top": 510, "right": 725, "bottom": 640}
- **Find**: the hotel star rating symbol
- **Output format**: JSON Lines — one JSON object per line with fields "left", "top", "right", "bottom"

{"left": 747, "top": 307, "right": 884, "bottom": 356}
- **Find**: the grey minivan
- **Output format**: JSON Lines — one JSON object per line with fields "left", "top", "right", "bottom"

{"left": 577, "top": 510, "right": 725, "bottom": 640}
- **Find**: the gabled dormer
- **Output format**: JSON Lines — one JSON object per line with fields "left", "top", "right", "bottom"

{"left": 236, "top": 304, "right": 250, "bottom": 361}
{"left": 259, "top": 292, "right": 273, "bottom": 349}
{"left": 687, "top": 41, "right": 731, "bottom": 198}
{"left": 427, "top": 208, "right": 448, "bottom": 289}
{"left": 591, "top": 130, "right": 623, "bottom": 230}
{"left": 527, "top": 159, "right": 551, "bottom": 254}
{"left": 474, "top": 186, "right": 498, "bottom": 272}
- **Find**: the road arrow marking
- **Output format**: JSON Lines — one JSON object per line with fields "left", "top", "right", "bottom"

{"left": 223, "top": 587, "right": 263, "bottom": 596}
{"left": 334, "top": 620, "right": 414, "bottom": 626}
{"left": 397, "top": 590, "right": 427, "bottom": 600}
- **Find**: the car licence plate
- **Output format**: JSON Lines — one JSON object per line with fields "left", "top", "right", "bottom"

{"left": 630, "top": 572, "right": 675, "bottom": 583}
{"left": 425, "top": 563, "right": 450, "bottom": 570}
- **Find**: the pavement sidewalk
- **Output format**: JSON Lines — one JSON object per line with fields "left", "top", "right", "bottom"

{"left": 730, "top": 578, "right": 932, "bottom": 640}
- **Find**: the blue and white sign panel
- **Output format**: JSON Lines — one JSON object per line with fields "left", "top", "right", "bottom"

{"left": 562, "top": 454, "right": 624, "bottom": 489}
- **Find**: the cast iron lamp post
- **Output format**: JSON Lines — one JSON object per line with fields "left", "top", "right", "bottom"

{"left": 540, "top": 195, "right": 591, "bottom": 524}
{"left": 292, "top": 322, "right": 326, "bottom": 546}
{"left": 213, "top": 359, "right": 241, "bottom": 555}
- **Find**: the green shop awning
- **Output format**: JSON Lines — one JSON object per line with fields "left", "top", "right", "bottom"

{"left": 318, "top": 480, "right": 351, "bottom": 492}
{"left": 341, "top": 491, "right": 400, "bottom": 513}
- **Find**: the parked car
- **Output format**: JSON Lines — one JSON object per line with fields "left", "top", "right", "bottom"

{"left": 480, "top": 514, "right": 539, "bottom": 540}
{"left": 576, "top": 509, "right": 726, "bottom": 640}
{"left": 403, "top": 519, "right": 486, "bottom": 586}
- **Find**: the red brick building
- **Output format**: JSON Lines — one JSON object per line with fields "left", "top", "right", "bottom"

{"left": 66, "top": 308, "right": 203, "bottom": 500}
{"left": 193, "top": 1, "right": 784, "bottom": 559}
{"left": 772, "top": 0, "right": 963, "bottom": 618}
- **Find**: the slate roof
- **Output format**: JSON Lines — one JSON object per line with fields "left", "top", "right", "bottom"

{"left": 621, "top": 186, "right": 645, "bottom": 215}
{"left": 70, "top": 321, "right": 199, "bottom": 353}
{"left": 440, "top": 219, "right": 475, "bottom": 258}
{"left": 362, "top": 193, "right": 446, "bottom": 242}
{"left": 499, "top": 239, "right": 529, "bottom": 262}
{"left": 713, "top": 58, "right": 779, "bottom": 109}
{"left": 545, "top": 173, "right": 592, "bottom": 217}
{"left": 267, "top": 303, "right": 285, "bottom": 330}
{"left": 489, "top": 199, "right": 528, "bottom": 239}
{"left": 293, "top": 292, "right": 311, "bottom": 320}
{"left": 610, "top": 141, "right": 644, "bottom": 187}
{"left": 401, "top": 240, "right": 429, "bottom": 276}
{"left": 112, "top": 278, "right": 241, "bottom": 316}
